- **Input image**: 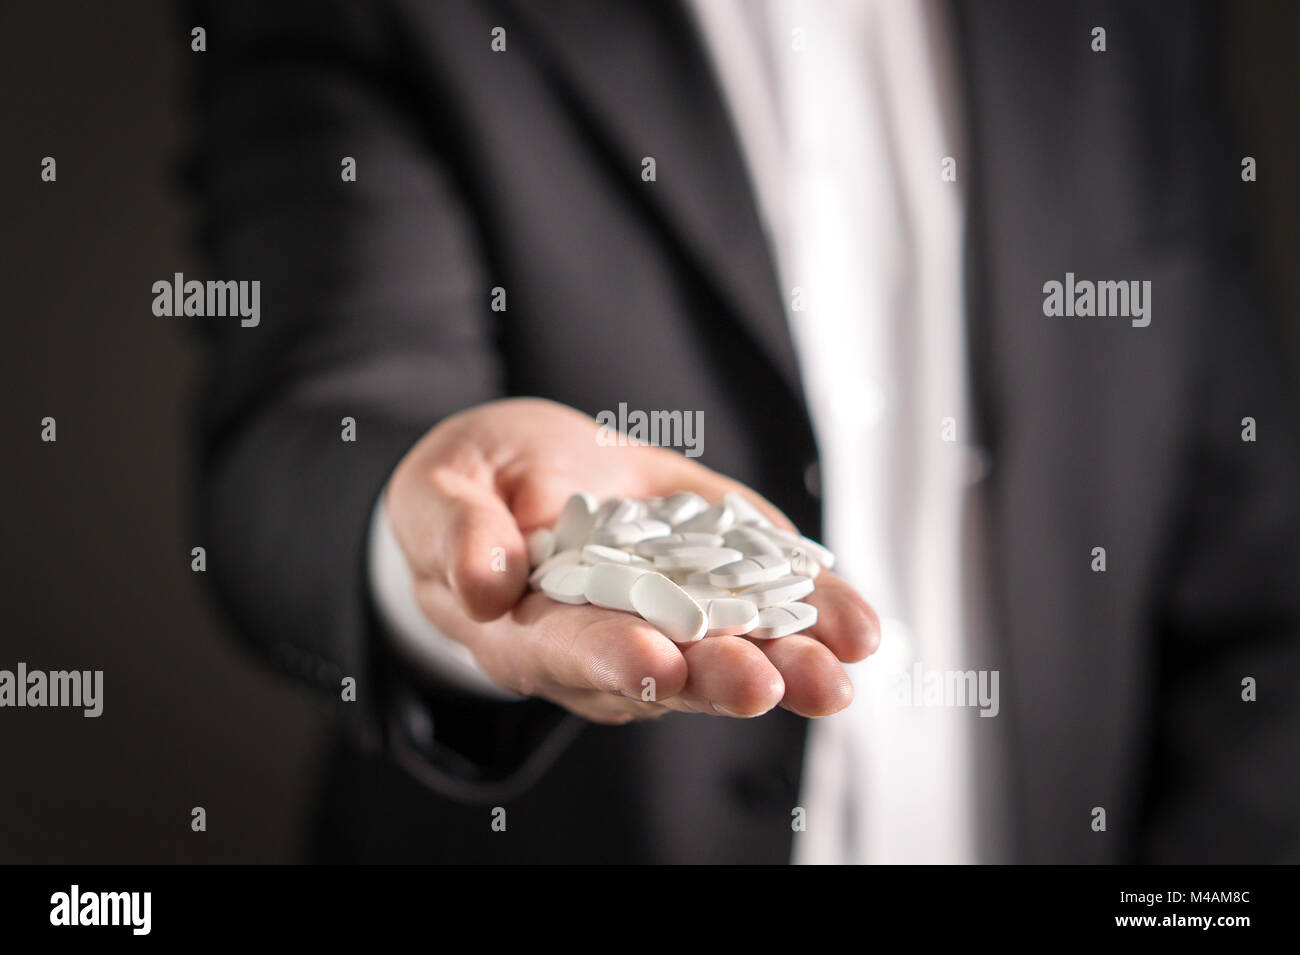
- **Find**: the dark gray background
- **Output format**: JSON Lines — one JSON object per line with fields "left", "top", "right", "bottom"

{"left": 1, "top": 0, "right": 1296, "bottom": 863}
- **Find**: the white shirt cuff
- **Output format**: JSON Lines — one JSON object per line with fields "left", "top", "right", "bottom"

{"left": 367, "top": 489, "right": 522, "bottom": 702}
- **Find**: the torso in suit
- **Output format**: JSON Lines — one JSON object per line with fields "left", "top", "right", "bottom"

{"left": 190, "top": 0, "right": 1300, "bottom": 863}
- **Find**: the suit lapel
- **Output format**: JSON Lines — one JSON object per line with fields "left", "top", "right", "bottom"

{"left": 949, "top": 0, "right": 1146, "bottom": 863}
{"left": 502, "top": 0, "right": 803, "bottom": 401}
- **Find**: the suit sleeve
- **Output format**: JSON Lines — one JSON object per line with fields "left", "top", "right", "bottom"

{"left": 188, "top": 0, "right": 580, "bottom": 801}
{"left": 1139, "top": 1, "right": 1300, "bottom": 862}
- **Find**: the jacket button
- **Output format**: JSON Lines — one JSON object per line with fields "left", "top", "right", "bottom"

{"left": 803, "top": 460, "right": 821, "bottom": 499}
{"left": 728, "top": 767, "right": 794, "bottom": 812}
{"left": 401, "top": 704, "right": 436, "bottom": 750}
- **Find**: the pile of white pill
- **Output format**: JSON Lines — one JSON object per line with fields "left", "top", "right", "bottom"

{"left": 526, "top": 491, "right": 834, "bottom": 644}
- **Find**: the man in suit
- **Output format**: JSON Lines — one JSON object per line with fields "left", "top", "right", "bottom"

{"left": 189, "top": 0, "right": 1300, "bottom": 863}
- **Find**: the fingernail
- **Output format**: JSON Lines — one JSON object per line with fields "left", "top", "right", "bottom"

{"left": 712, "top": 702, "right": 757, "bottom": 718}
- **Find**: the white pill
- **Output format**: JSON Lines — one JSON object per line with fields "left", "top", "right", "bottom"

{"left": 590, "top": 519, "right": 672, "bottom": 547}
{"left": 756, "top": 527, "right": 836, "bottom": 570}
{"left": 526, "top": 528, "right": 556, "bottom": 567}
{"left": 594, "top": 497, "right": 642, "bottom": 526}
{"left": 681, "top": 583, "right": 731, "bottom": 601}
{"left": 788, "top": 538, "right": 835, "bottom": 571}
{"left": 584, "top": 562, "right": 651, "bottom": 612}
{"left": 674, "top": 502, "right": 735, "bottom": 534}
{"left": 539, "top": 564, "right": 590, "bottom": 604}
{"left": 629, "top": 572, "right": 707, "bottom": 643}
{"left": 528, "top": 548, "right": 582, "bottom": 589}
{"left": 749, "top": 602, "right": 818, "bottom": 639}
{"left": 702, "top": 597, "right": 760, "bottom": 636}
{"left": 721, "top": 526, "right": 783, "bottom": 558}
{"left": 633, "top": 532, "right": 724, "bottom": 557}
{"left": 723, "top": 491, "right": 771, "bottom": 528}
{"left": 592, "top": 498, "right": 618, "bottom": 525}
{"left": 737, "top": 574, "right": 815, "bottom": 608}
{"left": 652, "top": 546, "right": 744, "bottom": 571}
{"left": 789, "top": 549, "right": 823, "bottom": 578}
{"left": 684, "top": 569, "right": 715, "bottom": 586}
{"left": 582, "top": 544, "right": 653, "bottom": 568}
{"left": 653, "top": 491, "right": 709, "bottom": 526}
{"left": 554, "top": 492, "right": 598, "bottom": 552}
{"left": 659, "top": 571, "right": 695, "bottom": 587}
{"left": 708, "top": 553, "right": 791, "bottom": 587}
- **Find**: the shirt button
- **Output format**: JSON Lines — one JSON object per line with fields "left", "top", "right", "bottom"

{"left": 727, "top": 767, "right": 795, "bottom": 812}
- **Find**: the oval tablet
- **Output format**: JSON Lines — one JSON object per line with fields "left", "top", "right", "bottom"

{"left": 653, "top": 491, "right": 709, "bottom": 526}
{"left": 737, "top": 574, "right": 815, "bottom": 608}
{"left": 584, "top": 562, "right": 651, "bottom": 612}
{"left": 708, "top": 553, "right": 791, "bottom": 588}
{"left": 554, "top": 492, "right": 598, "bottom": 552}
{"left": 528, "top": 548, "right": 581, "bottom": 589}
{"left": 540, "top": 564, "right": 590, "bottom": 605}
{"left": 723, "top": 491, "right": 771, "bottom": 528}
{"left": 674, "top": 502, "right": 735, "bottom": 534}
{"left": 681, "top": 583, "right": 731, "bottom": 601}
{"left": 702, "top": 597, "right": 760, "bottom": 637}
{"left": 756, "top": 527, "right": 836, "bottom": 570}
{"left": 592, "top": 498, "right": 618, "bottom": 525}
{"left": 749, "top": 602, "right": 818, "bottom": 639}
{"left": 788, "top": 541, "right": 834, "bottom": 573}
{"left": 526, "top": 528, "right": 556, "bottom": 567}
{"left": 634, "top": 532, "right": 724, "bottom": 557}
{"left": 582, "top": 544, "right": 653, "bottom": 568}
{"left": 590, "top": 519, "right": 672, "bottom": 547}
{"left": 789, "top": 549, "right": 824, "bottom": 578}
{"left": 629, "top": 572, "right": 707, "bottom": 643}
{"left": 594, "top": 497, "right": 642, "bottom": 526}
{"left": 652, "top": 546, "right": 744, "bottom": 571}
{"left": 722, "top": 526, "right": 783, "bottom": 558}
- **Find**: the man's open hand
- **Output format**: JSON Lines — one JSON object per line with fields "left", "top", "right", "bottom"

{"left": 385, "top": 398, "right": 881, "bottom": 723}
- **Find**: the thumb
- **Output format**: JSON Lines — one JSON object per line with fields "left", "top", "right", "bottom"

{"left": 438, "top": 479, "right": 530, "bottom": 621}
{"left": 389, "top": 463, "right": 529, "bottom": 623}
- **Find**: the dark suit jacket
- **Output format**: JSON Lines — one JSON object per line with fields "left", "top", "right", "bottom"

{"left": 189, "top": 0, "right": 1300, "bottom": 863}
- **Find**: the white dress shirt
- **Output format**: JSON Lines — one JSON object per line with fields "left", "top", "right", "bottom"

{"left": 694, "top": 0, "right": 987, "bottom": 865}
{"left": 370, "top": 0, "right": 995, "bottom": 863}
